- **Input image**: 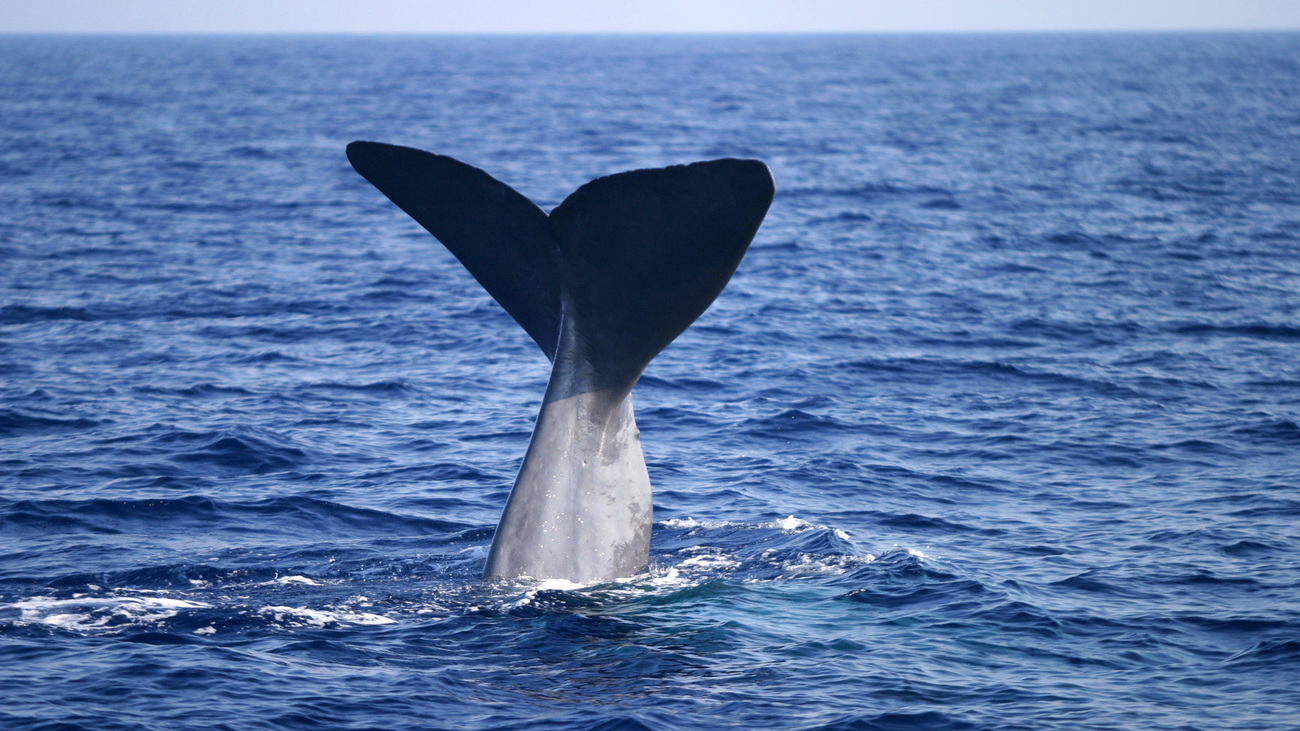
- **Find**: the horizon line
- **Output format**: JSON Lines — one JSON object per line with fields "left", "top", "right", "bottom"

{"left": 3, "top": 27, "right": 1299, "bottom": 36}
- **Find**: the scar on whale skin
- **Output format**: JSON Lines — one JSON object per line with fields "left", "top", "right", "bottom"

{"left": 347, "top": 141, "right": 774, "bottom": 583}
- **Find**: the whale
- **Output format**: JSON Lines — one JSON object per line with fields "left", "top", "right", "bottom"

{"left": 346, "top": 142, "right": 774, "bottom": 583}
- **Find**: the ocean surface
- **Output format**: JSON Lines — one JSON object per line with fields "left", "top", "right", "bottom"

{"left": 2, "top": 33, "right": 1299, "bottom": 730}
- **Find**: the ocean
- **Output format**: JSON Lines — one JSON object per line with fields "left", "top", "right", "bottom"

{"left": 2, "top": 32, "right": 1299, "bottom": 730}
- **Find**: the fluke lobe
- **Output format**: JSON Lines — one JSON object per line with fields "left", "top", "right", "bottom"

{"left": 346, "top": 142, "right": 774, "bottom": 583}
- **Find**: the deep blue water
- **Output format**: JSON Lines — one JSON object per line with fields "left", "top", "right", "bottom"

{"left": 3, "top": 33, "right": 1300, "bottom": 730}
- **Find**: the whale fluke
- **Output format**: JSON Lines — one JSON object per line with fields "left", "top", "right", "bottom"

{"left": 346, "top": 142, "right": 561, "bottom": 359}
{"left": 549, "top": 159, "right": 774, "bottom": 396}
{"left": 347, "top": 141, "right": 774, "bottom": 582}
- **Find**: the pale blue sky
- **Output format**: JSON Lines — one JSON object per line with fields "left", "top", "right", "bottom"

{"left": 2, "top": 0, "right": 1298, "bottom": 34}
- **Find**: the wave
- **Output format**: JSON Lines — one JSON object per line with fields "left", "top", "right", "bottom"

{"left": 0, "top": 494, "right": 471, "bottom": 541}
{"left": 835, "top": 355, "right": 1152, "bottom": 398}
{"left": 0, "top": 304, "right": 100, "bottom": 324}
{"left": 163, "top": 428, "right": 311, "bottom": 474}
{"left": 781, "top": 182, "right": 955, "bottom": 201}
{"left": 807, "top": 711, "right": 979, "bottom": 731}
{"left": 2, "top": 595, "right": 210, "bottom": 633}
{"left": 291, "top": 379, "right": 419, "bottom": 396}
{"left": 1168, "top": 322, "right": 1300, "bottom": 342}
{"left": 0, "top": 409, "right": 104, "bottom": 436}
{"left": 131, "top": 383, "right": 255, "bottom": 398}
{"left": 1223, "top": 638, "right": 1300, "bottom": 669}
{"left": 740, "top": 409, "right": 852, "bottom": 439}
{"left": 2, "top": 515, "right": 877, "bottom": 634}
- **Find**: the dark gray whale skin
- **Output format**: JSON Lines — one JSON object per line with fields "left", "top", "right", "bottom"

{"left": 347, "top": 141, "right": 774, "bottom": 583}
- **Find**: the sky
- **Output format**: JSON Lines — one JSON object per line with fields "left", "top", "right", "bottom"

{"left": 1, "top": 0, "right": 1298, "bottom": 34}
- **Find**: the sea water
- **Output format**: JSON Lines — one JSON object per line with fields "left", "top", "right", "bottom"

{"left": 2, "top": 33, "right": 1299, "bottom": 730}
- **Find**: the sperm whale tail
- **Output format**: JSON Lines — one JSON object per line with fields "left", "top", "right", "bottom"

{"left": 347, "top": 141, "right": 774, "bottom": 582}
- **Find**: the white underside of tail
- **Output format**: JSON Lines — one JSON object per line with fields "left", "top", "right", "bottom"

{"left": 484, "top": 312, "right": 653, "bottom": 582}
